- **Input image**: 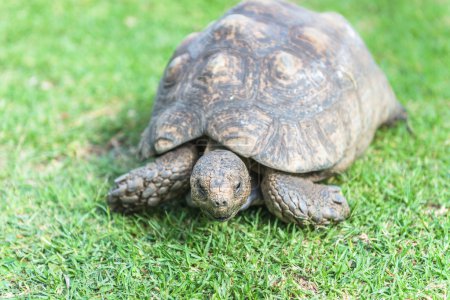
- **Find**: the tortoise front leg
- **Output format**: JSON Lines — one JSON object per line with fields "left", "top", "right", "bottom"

{"left": 108, "top": 144, "right": 198, "bottom": 212}
{"left": 261, "top": 170, "right": 350, "bottom": 225}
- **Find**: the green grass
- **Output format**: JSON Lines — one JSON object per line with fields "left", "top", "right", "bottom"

{"left": 0, "top": 0, "right": 449, "bottom": 298}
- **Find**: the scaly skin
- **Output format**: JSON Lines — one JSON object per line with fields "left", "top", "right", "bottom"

{"left": 190, "top": 150, "right": 251, "bottom": 221}
{"left": 261, "top": 170, "right": 350, "bottom": 225}
{"left": 108, "top": 144, "right": 198, "bottom": 212}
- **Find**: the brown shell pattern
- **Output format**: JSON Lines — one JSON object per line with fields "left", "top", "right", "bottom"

{"left": 139, "top": 0, "right": 400, "bottom": 173}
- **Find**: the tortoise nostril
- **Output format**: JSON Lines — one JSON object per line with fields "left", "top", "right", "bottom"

{"left": 214, "top": 199, "right": 228, "bottom": 207}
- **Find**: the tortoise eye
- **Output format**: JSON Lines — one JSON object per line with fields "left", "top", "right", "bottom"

{"left": 197, "top": 180, "right": 207, "bottom": 197}
{"left": 235, "top": 181, "right": 241, "bottom": 193}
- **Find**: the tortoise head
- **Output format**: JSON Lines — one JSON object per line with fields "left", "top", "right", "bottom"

{"left": 190, "top": 150, "right": 251, "bottom": 222}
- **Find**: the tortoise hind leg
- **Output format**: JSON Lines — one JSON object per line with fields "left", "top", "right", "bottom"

{"left": 261, "top": 170, "right": 350, "bottom": 225}
{"left": 384, "top": 101, "right": 408, "bottom": 126}
{"left": 383, "top": 101, "right": 414, "bottom": 135}
{"left": 108, "top": 143, "right": 198, "bottom": 212}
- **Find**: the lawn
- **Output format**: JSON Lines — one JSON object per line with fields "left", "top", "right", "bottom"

{"left": 0, "top": 0, "right": 448, "bottom": 298}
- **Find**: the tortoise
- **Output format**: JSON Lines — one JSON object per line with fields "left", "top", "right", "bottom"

{"left": 107, "top": 0, "right": 406, "bottom": 225}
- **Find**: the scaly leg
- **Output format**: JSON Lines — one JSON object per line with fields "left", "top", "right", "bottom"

{"left": 261, "top": 170, "right": 350, "bottom": 225}
{"left": 108, "top": 144, "right": 198, "bottom": 212}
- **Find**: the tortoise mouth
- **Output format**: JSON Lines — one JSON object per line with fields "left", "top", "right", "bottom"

{"left": 203, "top": 210, "right": 235, "bottom": 222}
{"left": 213, "top": 215, "right": 233, "bottom": 222}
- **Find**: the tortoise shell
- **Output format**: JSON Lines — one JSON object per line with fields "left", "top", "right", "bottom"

{"left": 139, "top": 0, "right": 400, "bottom": 173}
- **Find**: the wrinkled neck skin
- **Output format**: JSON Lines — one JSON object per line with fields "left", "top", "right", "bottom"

{"left": 190, "top": 149, "right": 252, "bottom": 221}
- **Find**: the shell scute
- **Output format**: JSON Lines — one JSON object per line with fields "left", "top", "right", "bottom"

{"left": 139, "top": 0, "right": 401, "bottom": 173}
